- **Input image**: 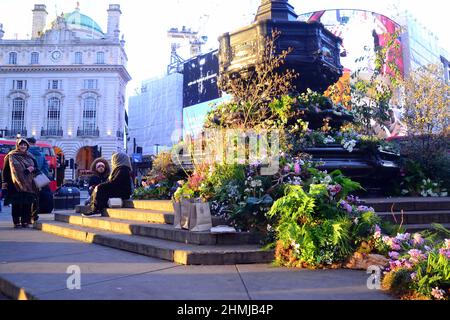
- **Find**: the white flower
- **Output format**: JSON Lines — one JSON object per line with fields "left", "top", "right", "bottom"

{"left": 323, "top": 136, "right": 335, "bottom": 144}
{"left": 322, "top": 175, "right": 332, "bottom": 184}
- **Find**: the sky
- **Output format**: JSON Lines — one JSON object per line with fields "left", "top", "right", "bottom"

{"left": 0, "top": 0, "right": 449, "bottom": 98}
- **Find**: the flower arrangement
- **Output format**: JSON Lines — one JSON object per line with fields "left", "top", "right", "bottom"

{"left": 377, "top": 226, "right": 450, "bottom": 300}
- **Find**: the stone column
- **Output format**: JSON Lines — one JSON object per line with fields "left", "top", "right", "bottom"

{"left": 31, "top": 4, "right": 47, "bottom": 39}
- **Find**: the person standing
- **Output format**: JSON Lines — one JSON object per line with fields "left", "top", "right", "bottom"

{"left": 27, "top": 137, "right": 52, "bottom": 220}
{"left": 1, "top": 139, "right": 39, "bottom": 228}
{"left": 83, "top": 153, "right": 132, "bottom": 217}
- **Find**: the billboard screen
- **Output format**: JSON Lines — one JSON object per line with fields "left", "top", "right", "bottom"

{"left": 298, "top": 9, "right": 404, "bottom": 77}
{"left": 183, "top": 50, "right": 221, "bottom": 108}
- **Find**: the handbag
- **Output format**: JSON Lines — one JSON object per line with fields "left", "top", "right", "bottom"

{"left": 33, "top": 173, "right": 51, "bottom": 189}
{"left": 190, "top": 201, "right": 212, "bottom": 232}
{"left": 172, "top": 199, "right": 182, "bottom": 229}
{"left": 108, "top": 198, "right": 123, "bottom": 208}
{"left": 180, "top": 198, "right": 195, "bottom": 230}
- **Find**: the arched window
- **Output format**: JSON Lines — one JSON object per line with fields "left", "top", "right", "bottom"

{"left": 31, "top": 52, "right": 39, "bottom": 64}
{"left": 9, "top": 52, "right": 17, "bottom": 64}
{"left": 96, "top": 52, "right": 105, "bottom": 64}
{"left": 82, "top": 97, "right": 97, "bottom": 133}
{"left": 75, "top": 52, "right": 83, "bottom": 64}
{"left": 47, "top": 97, "right": 61, "bottom": 135}
{"left": 11, "top": 98, "right": 25, "bottom": 133}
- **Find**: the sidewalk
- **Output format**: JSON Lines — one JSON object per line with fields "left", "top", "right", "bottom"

{"left": 0, "top": 212, "right": 393, "bottom": 300}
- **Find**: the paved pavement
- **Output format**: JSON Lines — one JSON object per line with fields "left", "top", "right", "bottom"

{"left": 0, "top": 206, "right": 393, "bottom": 301}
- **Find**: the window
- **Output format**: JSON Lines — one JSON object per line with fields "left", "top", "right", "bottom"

{"left": 40, "top": 147, "right": 55, "bottom": 157}
{"left": 96, "top": 52, "right": 105, "bottom": 64}
{"left": 9, "top": 52, "right": 17, "bottom": 64}
{"left": 11, "top": 98, "right": 25, "bottom": 132}
{"left": 82, "top": 97, "right": 97, "bottom": 131}
{"left": 47, "top": 80, "right": 62, "bottom": 90}
{"left": 12, "top": 80, "right": 27, "bottom": 90}
{"left": 47, "top": 97, "right": 61, "bottom": 134}
{"left": 31, "top": 52, "right": 39, "bottom": 64}
{"left": 84, "top": 79, "right": 98, "bottom": 90}
{"left": 75, "top": 52, "right": 83, "bottom": 64}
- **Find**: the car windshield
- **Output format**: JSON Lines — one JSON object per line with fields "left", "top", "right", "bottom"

{"left": 41, "top": 147, "right": 55, "bottom": 157}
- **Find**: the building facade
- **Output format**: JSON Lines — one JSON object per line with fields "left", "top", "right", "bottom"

{"left": 0, "top": 4, "right": 131, "bottom": 180}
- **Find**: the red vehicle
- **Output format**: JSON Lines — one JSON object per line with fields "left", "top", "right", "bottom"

{"left": 0, "top": 138, "right": 58, "bottom": 192}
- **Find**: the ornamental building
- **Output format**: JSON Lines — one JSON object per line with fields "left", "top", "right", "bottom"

{"left": 0, "top": 4, "right": 131, "bottom": 180}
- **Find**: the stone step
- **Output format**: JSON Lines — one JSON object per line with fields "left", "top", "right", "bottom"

{"left": 76, "top": 205, "right": 227, "bottom": 226}
{"left": 75, "top": 200, "right": 175, "bottom": 213}
{"left": 105, "top": 208, "right": 175, "bottom": 224}
{"left": 77, "top": 200, "right": 175, "bottom": 213}
{"left": 35, "top": 221, "right": 274, "bottom": 265}
{"left": 377, "top": 210, "right": 450, "bottom": 225}
{"left": 363, "top": 197, "right": 450, "bottom": 212}
{"left": 403, "top": 223, "right": 450, "bottom": 232}
{"left": 55, "top": 213, "right": 263, "bottom": 246}
{"left": 124, "top": 200, "right": 175, "bottom": 212}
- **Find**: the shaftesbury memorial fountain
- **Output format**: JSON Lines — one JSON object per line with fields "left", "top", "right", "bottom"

{"left": 219, "top": 0, "right": 343, "bottom": 93}
{"left": 217, "top": 0, "right": 399, "bottom": 193}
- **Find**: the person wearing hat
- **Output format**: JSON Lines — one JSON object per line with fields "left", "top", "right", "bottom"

{"left": 88, "top": 158, "right": 111, "bottom": 196}
{"left": 83, "top": 158, "right": 111, "bottom": 205}
{"left": 27, "top": 136, "right": 52, "bottom": 221}
{"left": 83, "top": 153, "right": 133, "bottom": 217}
{"left": 1, "top": 138, "right": 39, "bottom": 228}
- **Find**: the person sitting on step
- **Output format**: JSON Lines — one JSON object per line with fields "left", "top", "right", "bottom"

{"left": 82, "top": 153, "right": 133, "bottom": 217}
{"left": 84, "top": 158, "right": 110, "bottom": 206}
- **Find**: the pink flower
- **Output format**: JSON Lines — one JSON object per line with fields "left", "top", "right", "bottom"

{"left": 412, "top": 233, "right": 425, "bottom": 246}
{"left": 284, "top": 165, "right": 291, "bottom": 173}
{"left": 294, "top": 163, "right": 301, "bottom": 175}
{"left": 385, "top": 237, "right": 402, "bottom": 251}
{"left": 373, "top": 225, "right": 382, "bottom": 239}
{"left": 382, "top": 236, "right": 391, "bottom": 244}
{"left": 408, "top": 249, "right": 427, "bottom": 264}
{"left": 431, "top": 287, "right": 446, "bottom": 300}
{"left": 439, "top": 248, "right": 450, "bottom": 259}
{"left": 445, "top": 239, "right": 450, "bottom": 250}
{"left": 328, "top": 184, "right": 342, "bottom": 197}
{"left": 340, "top": 200, "right": 353, "bottom": 214}
{"left": 389, "top": 251, "right": 400, "bottom": 260}
{"left": 396, "top": 233, "right": 411, "bottom": 242}
{"left": 410, "top": 272, "right": 417, "bottom": 281}
{"left": 357, "top": 205, "right": 374, "bottom": 213}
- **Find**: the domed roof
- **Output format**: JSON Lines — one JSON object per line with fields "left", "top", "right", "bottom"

{"left": 63, "top": 9, "right": 104, "bottom": 34}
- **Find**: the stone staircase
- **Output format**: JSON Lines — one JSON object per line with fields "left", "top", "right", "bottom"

{"left": 34, "top": 200, "right": 274, "bottom": 265}
{"left": 362, "top": 197, "right": 450, "bottom": 232}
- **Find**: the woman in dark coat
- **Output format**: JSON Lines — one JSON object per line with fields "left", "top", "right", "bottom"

{"left": 1, "top": 139, "right": 39, "bottom": 228}
{"left": 83, "top": 153, "right": 132, "bottom": 217}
